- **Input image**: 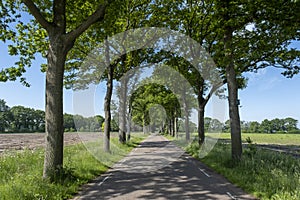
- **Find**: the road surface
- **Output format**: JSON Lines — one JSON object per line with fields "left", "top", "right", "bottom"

{"left": 73, "top": 135, "right": 256, "bottom": 200}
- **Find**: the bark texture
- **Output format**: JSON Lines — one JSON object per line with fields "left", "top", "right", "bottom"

{"left": 42, "top": 0, "right": 68, "bottom": 177}
{"left": 23, "top": 0, "right": 109, "bottom": 180}
{"left": 224, "top": 24, "right": 242, "bottom": 160}
{"left": 198, "top": 104, "right": 205, "bottom": 145}
{"left": 104, "top": 59, "right": 114, "bottom": 152}
{"left": 43, "top": 49, "right": 65, "bottom": 179}
{"left": 43, "top": 33, "right": 68, "bottom": 179}
{"left": 118, "top": 78, "right": 127, "bottom": 144}
{"left": 104, "top": 71, "right": 113, "bottom": 152}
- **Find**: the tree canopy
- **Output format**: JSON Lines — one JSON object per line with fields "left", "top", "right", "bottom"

{"left": 1, "top": 0, "right": 300, "bottom": 177}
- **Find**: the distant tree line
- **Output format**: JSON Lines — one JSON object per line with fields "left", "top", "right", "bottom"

{"left": 219, "top": 117, "right": 299, "bottom": 134}
{"left": 0, "top": 99, "right": 45, "bottom": 133}
{"left": 1, "top": 98, "right": 299, "bottom": 134}
{"left": 241, "top": 118, "right": 299, "bottom": 134}
{"left": 0, "top": 99, "right": 108, "bottom": 133}
{"left": 63, "top": 114, "right": 106, "bottom": 133}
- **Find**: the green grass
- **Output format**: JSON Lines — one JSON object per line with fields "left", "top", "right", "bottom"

{"left": 185, "top": 141, "right": 300, "bottom": 200}
{"left": 0, "top": 135, "right": 145, "bottom": 200}
{"left": 208, "top": 133, "right": 300, "bottom": 145}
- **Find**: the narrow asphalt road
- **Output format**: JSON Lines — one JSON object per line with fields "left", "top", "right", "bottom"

{"left": 73, "top": 135, "right": 256, "bottom": 200}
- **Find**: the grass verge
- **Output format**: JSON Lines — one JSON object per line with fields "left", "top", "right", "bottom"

{"left": 210, "top": 133, "right": 300, "bottom": 145}
{"left": 185, "top": 141, "right": 300, "bottom": 200}
{"left": 0, "top": 135, "right": 145, "bottom": 200}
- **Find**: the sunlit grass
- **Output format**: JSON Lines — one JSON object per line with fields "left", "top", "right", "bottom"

{"left": 185, "top": 141, "right": 300, "bottom": 200}
{"left": 165, "top": 132, "right": 300, "bottom": 199}
{"left": 0, "top": 134, "right": 145, "bottom": 200}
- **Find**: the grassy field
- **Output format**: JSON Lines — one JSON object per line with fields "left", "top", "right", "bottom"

{"left": 185, "top": 142, "right": 300, "bottom": 200}
{"left": 208, "top": 133, "right": 300, "bottom": 145}
{"left": 166, "top": 132, "right": 300, "bottom": 146}
{"left": 0, "top": 135, "right": 145, "bottom": 200}
{"left": 174, "top": 132, "right": 300, "bottom": 200}
{"left": 165, "top": 132, "right": 300, "bottom": 199}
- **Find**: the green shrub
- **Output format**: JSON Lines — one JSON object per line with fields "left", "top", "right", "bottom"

{"left": 288, "top": 130, "right": 300, "bottom": 134}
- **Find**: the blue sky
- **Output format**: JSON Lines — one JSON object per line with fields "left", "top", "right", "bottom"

{"left": 1, "top": 40, "right": 300, "bottom": 125}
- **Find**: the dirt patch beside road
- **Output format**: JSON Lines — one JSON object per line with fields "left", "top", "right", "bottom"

{"left": 0, "top": 133, "right": 100, "bottom": 154}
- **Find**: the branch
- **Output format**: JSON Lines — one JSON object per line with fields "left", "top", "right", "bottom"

{"left": 66, "top": 3, "right": 108, "bottom": 45}
{"left": 240, "top": 42, "right": 279, "bottom": 72}
{"left": 53, "top": 0, "right": 66, "bottom": 30}
{"left": 203, "top": 81, "right": 225, "bottom": 106}
{"left": 22, "top": 0, "right": 52, "bottom": 30}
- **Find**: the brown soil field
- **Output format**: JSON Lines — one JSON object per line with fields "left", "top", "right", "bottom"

{"left": 0, "top": 132, "right": 100, "bottom": 154}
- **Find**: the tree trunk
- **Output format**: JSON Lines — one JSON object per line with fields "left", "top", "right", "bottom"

{"left": 104, "top": 73, "right": 113, "bottom": 152}
{"left": 174, "top": 117, "right": 177, "bottom": 138}
{"left": 224, "top": 26, "right": 242, "bottom": 160}
{"left": 104, "top": 59, "right": 114, "bottom": 152}
{"left": 43, "top": 37, "right": 66, "bottom": 180}
{"left": 169, "top": 119, "right": 172, "bottom": 135}
{"left": 198, "top": 103, "right": 205, "bottom": 145}
{"left": 183, "top": 94, "right": 190, "bottom": 141}
{"left": 118, "top": 78, "right": 127, "bottom": 144}
{"left": 166, "top": 120, "right": 169, "bottom": 135}
{"left": 127, "top": 109, "right": 131, "bottom": 141}
{"left": 172, "top": 117, "right": 175, "bottom": 137}
{"left": 185, "top": 115, "right": 190, "bottom": 141}
{"left": 25, "top": 0, "right": 110, "bottom": 180}
{"left": 143, "top": 117, "right": 147, "bottom": 134}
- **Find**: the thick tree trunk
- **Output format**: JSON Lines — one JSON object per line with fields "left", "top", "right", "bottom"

{"left": 169, "top": 119, "right": 172, "bottom": 135}
{"left": 162, "top": 121, "right": 165, "bottom": 134}
{"left": 43, "top": 38, "right": 66, "bottom": 180}
{"left": 127, "top": 110, "right": 131, "bottom": 141}
{"left": 183, "top": 94, "right": 190, "bottom": 141}
{"left": 226, "top": 66, "right": 242, "bottom": 160}
{"left": 224, "top": 26, "right": 242, "bottom": 160}
{"left": 198, "top": 104, "right": 205, "bottom": 145}
{"left": 104, "top": 64, "right": 113, "bottom": 152}
{"left": 172, "top": 117, "right": 175, "bottom": 137}
{"left": 165, "top": 121, "right": 169, "bottom": 135}
{"left": 24, "top": 0, "right": 109, "bottom": 181}
{"left": 118, "top": 78, "right": 127, "bottom": 144}
{"left": 104, "top": 37, "right": 114, "bottom": 153}
{"left": 174, "top": 117, "right": 177, "bottom": 138}
{"left": 185, "top": 115, "right": 190, "bottom": 141}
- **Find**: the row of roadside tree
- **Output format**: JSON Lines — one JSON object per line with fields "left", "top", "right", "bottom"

{"left": 1, "top": 0, "right": 299, "bottom": 179}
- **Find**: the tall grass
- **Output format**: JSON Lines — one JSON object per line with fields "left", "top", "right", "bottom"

{"left": 185, "top": 141, "right": 300, "bottom": 200}
{"left": 0, "top": 136, "right": 145, "bottom": 200}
